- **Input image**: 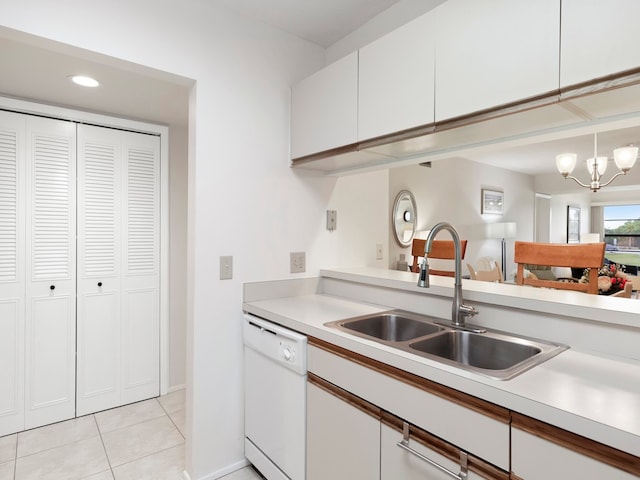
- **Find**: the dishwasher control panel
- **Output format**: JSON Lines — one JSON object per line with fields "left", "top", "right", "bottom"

{"left": 243, "top": 314, "right": 307, "bottom": 375}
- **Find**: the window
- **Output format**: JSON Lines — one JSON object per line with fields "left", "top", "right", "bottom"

{"left": 603, "top": 205, "right": 640, "bottom": 271}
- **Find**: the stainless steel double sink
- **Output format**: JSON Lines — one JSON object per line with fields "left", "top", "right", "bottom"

{"left": 325, "top": 310, "right": 568, "bottom": 380}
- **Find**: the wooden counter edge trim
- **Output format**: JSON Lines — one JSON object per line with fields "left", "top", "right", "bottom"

{"left": 309, "top": 336, "right": 510, "bottom": 424}
{"left": 308, "top": 372, "right": 382, "bottom": 421}
{"left": 511, "top": 412, "right": 640, "bottom": 476}
{"left": 382, "top": 412, "right": 510, "bottom": 480}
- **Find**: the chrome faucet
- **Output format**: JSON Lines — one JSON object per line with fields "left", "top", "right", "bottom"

{"left": 417, "top": 222, "right": 483, "bottom": 332}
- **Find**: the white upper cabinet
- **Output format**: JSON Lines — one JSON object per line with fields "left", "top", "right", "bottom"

{"left": 358, "top": 12, "right": 436, "bottom": 141}
{"left": 561, "top": 0, "right": 640, "bottom": 87}
{"left": 291, "top": 52, "right": 358, "bottom": 158}
{"left": 434, "top": 0, "right": 560, "bottom": 122}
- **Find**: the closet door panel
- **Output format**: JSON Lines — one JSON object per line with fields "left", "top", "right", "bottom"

{"left": 0, "top": 299, "right": 23, "bottom": 436}
{"left": 77, "top": 125, "right": 121, "bottom": 415}
{"left": 26, "top": 295, "right": 74, "bottom": 428}
{"left": 76, "top": 291, "right": 120, "bottom": 416}
{"left": 121, "top": 132, "right": 160, "bottom": 404}
{"left": 0, "top": 111, "right": 25, "bottom": 436}
{"left": 25, "top": 116, "right": 76, "bottom": 429}
{"left": 122, "top": 288, "right": 159, "bottom": 402}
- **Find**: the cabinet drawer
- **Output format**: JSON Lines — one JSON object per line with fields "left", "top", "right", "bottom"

{"left": 308, "top": 339, "right": 510, "bottom": 470}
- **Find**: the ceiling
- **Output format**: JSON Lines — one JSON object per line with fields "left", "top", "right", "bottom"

{"left": 464, "top": 125, "right": 640, "bottom": 176}
{"left": 0, "top": 34, "right": 191, "bottom": 129}
{"left": 210, "top": 0, "right": 403, "bottom": 47}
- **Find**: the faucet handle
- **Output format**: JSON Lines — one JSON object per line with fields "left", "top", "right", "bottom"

{"left": 459, "top": 303, "right": 478, "bottom": 318}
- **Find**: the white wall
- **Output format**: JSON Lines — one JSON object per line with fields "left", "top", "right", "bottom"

{"left": 0, "top": 2, "right": 329, "bottom": 479}
{"left": 316, "top": 170, "right": 390, "bottom": 269}
{"left": 326, "top": 0, "right": 446, "bottom": 63}
{"left": 169, "top": 124, "right": 188, "bottom": 390}
{"left": 389, "top": 158, "right": 536, "bottom": 279}
{"left": 549, "top": 192, "right": 593, "bottom": 243}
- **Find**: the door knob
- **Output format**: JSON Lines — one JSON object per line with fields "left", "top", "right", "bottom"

{"left": 50, "top": 285, "right": 55, "bottom": 290}
{"left": 98, "top": 282, "right": 103, "bottom": 287}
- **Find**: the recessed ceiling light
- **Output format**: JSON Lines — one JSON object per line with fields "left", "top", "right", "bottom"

{"left": 69, "top": 75, "right": 100, "bottom": 88}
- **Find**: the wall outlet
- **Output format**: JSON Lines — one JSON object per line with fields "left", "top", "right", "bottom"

{"left": 376, "top": 244, "right": 384, "bottom": 260}
{"left": 220, "top": 255, "right": 233, "bottom": 280}
{"left": 290, "top": 252, "right": 306, "bottom": 273}
{"left": 326, "top": 210, "right": 337, "bottom": 231}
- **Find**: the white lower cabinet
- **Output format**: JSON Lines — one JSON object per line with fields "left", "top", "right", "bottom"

{"left": 307, "top": 341, "right": 511, "bottom": 479}
{"left": 306, "top": 378, "right": 380, "bottom": 480}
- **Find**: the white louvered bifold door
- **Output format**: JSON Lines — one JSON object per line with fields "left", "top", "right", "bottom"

{"left": 120, "top": 130, "right": 160, "bottom": 405}
{"left": 0, "top": 111, "right": 26, "bottom": 436}
{"left": 24, "top": 116, "right": 76, "bottom": 429}
{"left": 77, "top": 125, "right": 159, "bottom": 415}
{"left": 76, "top": 126, "right": 122, "bottom": 415}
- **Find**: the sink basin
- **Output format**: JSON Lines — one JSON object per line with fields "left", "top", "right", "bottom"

{"left": 324, "top": 311, "right": 567, "bottom": 380}
{"left": 409, "top": 330, "right": 567, "bottom": 380}
{"left": 326, "top": 311, "right": 443, "bottom": 343}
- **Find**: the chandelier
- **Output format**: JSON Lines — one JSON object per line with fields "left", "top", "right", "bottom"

{"left": 555, "top": 133, "right": 637, "bottom": 192}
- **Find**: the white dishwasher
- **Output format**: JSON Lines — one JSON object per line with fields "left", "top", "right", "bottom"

{"left": 243, "top": 314, "right": 307, "bottom": 480}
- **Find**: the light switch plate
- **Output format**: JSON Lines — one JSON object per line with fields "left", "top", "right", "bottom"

{"left": 376, "top": 244, "right": 384, "bottom": 260}
{"left": 290, "top": 252, "right": 305, "bottom": 273}
{"left": 326, "top": 210, "right": 337, "bottom": 231}
{"left": 220, "top": 256, "right": 233, "bottom": 280}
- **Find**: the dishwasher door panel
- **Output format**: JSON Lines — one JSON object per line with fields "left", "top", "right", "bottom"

{"left": 245, "top": 346, "right": 306, "bottom": 480}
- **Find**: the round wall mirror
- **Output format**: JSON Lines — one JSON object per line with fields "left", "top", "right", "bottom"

{"left": 392, "top": 190, "right": 418, "bottom": 247}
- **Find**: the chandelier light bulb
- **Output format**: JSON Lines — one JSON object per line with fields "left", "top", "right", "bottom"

{"left": 556, "top": 153, "right": 577, "bottom": 175}
{"left": 586, "top": 156, "right": 608, "bottom": 176}
{"left": 613, "top": 146, "right": 638, "bottom": 171}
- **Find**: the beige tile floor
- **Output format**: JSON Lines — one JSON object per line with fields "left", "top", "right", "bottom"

{"left": 0, "top": 391, "right": 262, "bottom": 480}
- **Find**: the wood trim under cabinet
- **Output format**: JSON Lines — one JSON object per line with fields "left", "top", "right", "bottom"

{"left": 382, "top": 412, "right": 510, "bottom": 480}
{"left": 308, "top": 372, "right": 382, "bottom": 421}
{"left": 511, "top": 412, "right": 640, "bottom": 477}
{"left": 290, "top": 142, "right": 359, "bottom": 166}
{"left": 308, "top": 337, "right": 510, "bottom": 424}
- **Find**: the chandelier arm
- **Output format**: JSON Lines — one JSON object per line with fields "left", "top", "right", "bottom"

{"left": 598, "top": 171, "right": 627, "bottom": 188}
{"left": 563, "top": 174, "right": 591, "bottom": 189}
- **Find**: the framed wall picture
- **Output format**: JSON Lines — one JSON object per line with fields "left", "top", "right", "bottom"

{"left": 567, "top": 205, "right": 580, "bottom": 243}
{"left": 481, "top": 189, "right": 504, "bottom": 215}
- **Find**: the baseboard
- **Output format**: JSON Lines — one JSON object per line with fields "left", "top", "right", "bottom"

{"left": 184, "top": 458, "right": 250, "bottom": 480}
{"left": 168, "top": 384, "right": 186, "bottom": 393}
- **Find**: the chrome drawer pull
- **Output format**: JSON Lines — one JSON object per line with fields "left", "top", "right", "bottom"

{"left": 396, "top": 422, "right": 468, "bottom": 480}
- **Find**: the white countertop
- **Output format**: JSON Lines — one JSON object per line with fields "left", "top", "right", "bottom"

{"left": 243, "top": 269, "right": 640, "bottom": 457}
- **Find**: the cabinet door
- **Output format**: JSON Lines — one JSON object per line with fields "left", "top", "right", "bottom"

{"left": 291, "top": 52, "right": 358, "bottom": 158}
{"left": 25, "top": 116, "right": 76, "bottom": 429}
{"left": 434, "top": 0, "right": 559, "bottom": 121}
{"left": 512, "top": 427, "right": 638, "bottom": 479}
{"left": 358, "top": 11, "right": 436, "bottom": 140}
{"left": 307, "top": 380, "right": 380, "bottom": 480}
{"left": 561, "top": 0, "right": 640, "bottom": 87}
{"left": 0, "top": 111, "right": 26, "bottom": 436}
